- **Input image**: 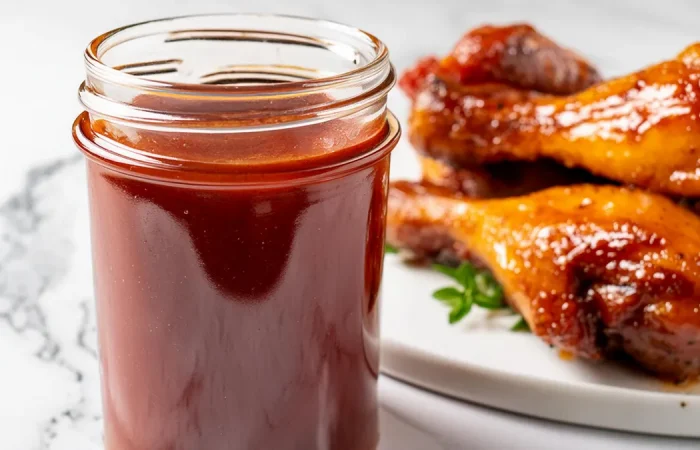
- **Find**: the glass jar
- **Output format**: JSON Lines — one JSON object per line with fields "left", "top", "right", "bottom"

{"left": 73, "top": 14, "right": 399, "bottom": 450}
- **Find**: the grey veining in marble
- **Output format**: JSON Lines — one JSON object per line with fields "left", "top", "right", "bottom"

{"left": 0, "top": 154, "right": 104, "bottom": 449}
{"left": 2, "top": 0, "right": 700, "bottom": 448}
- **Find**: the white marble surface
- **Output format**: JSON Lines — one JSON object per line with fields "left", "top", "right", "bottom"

{"left": 2, "top": 0, "right": 700, "bottom": 448}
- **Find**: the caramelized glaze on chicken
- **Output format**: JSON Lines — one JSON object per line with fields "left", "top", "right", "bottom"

{"left": 387, "top": 182, "right": 700, "bottom": 380}
{"left": 399, "top": 24, "right": 602, "bottom": 99}
{"left": 409, "top": 44, "right": 700, "bottom": 196}
{"left": 393, "top": 24, "right": 700, "bottom": 380}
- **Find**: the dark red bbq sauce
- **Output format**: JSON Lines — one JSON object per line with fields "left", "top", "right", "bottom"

{"left": 76, "top": 93, "right": 397, "bottom": 449}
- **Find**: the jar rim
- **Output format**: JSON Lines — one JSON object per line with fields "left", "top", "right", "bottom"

{"left": 84, "top": 13, "right": 390, "bottom": 97}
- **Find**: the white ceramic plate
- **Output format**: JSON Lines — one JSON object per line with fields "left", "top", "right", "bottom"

{"left": 380, "top": 257, "right": 700, "bottom": 438}
{"left": 379, "top": 143, "right": 700, "bottom": 438}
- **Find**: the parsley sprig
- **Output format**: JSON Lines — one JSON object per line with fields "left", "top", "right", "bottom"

{"left": 431, "top": 262, "right": 506, "bottom": 323}
{"left": 385, "top": 244, "right": 529, "bottom": 331}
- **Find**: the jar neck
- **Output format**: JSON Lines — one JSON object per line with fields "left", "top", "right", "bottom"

{"left": 79, "top": 14, "right": 396, "bottom": 132}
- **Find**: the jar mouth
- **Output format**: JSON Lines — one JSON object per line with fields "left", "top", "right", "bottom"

{"left": 80, "top": 13, "right": 396, "bottom": 128}
{"left": 86, "top": 13, "right": 390, "bottom": 94}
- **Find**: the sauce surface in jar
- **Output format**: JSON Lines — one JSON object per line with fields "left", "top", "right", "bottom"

{"left": 74, "top": 14, "right": 399, "bottom": 450}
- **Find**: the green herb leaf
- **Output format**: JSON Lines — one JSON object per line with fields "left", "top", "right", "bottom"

{"left": 431, "top": 261, "right": 513, "bottom": 325}
{"left": 448, "top": 294, "right": 472, "bottom": 324}
{"left": 432, "top": 287, "right": 463, "bottom": 309}
{"left": 474, "top": 272, "right": 502, "bottom": 301}
{"left": 511, "top": 317, "right": 530, "bottom": 332}
{"left": 473, "top": 294, "right": 504, "bottom": 309}
{"left": 385, "top": 243, "right": 399, "bottom": 254}
{"left": 455, "top": 263, "right": 477, "bottom": 290}
{"left": 432, "top": 263, "right": 458, "bottom": 280}
{"left": 432, "top": 287, "right": 463, "bottom": 301}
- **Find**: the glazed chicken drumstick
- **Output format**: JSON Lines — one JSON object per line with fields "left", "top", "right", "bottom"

{"left": 400, "top": 23, "right": 602, "bottom": 99}
{"left": 387, "top": 182, "right": 700, "bottom": 381}
{"left": 402, "top": 23, "right": 606, "bottom": 199}
{"left": 412, "top": 82, "right": 606, "bottom": 198}
{"left": 409, "top": 44, "right": 700, "bottom": 197}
